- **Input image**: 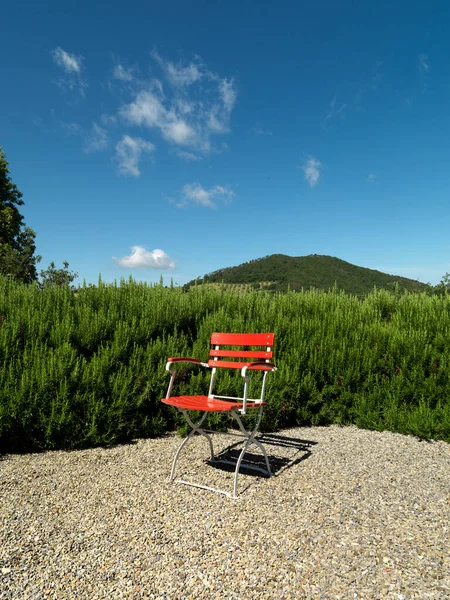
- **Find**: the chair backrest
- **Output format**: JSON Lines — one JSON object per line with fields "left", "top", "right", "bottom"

{"left": 208, "top": 332, "right": 274, "bottom": 370}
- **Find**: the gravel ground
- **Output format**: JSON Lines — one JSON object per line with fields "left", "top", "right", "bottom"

{"left": 1, "top": 425, "right": 449, "bottom": 599}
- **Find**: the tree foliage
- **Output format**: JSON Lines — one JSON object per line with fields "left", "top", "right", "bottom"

{"left": 0, "top": 147, "right": 40, "bottom": 282}
{"left": 433, "top": 273, "right": 450, "bottom": 295}
{"left": 186, "top": 254, "right": 431, "bottom": 296}
{"left": 39, "top": 261, "right": 79, "bottom": 288}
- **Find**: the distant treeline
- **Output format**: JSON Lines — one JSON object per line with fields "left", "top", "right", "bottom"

{"left": 1, "top": 275, "right": 449, "bottom": 452}
{"left": 186, "top": 254, "right": 431, "bottom": 296}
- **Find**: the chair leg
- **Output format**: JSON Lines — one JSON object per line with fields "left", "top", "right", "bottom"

{"left": 230, "top": 406, "right": 272, "bottom": 499}
{"left": 169, "top": 406, "right": 271, "bottom": 499}
{"left": 169, "top": 409, "right": 214, "bottom": 482}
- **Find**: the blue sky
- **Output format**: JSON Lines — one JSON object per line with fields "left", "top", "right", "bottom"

{"left": 2, "top": 0, "right": 450, "bottom": 285}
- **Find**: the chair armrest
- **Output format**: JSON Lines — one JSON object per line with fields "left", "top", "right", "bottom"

{"left": 164, "top": 358, "right": 210, "bottom": 400}
{"left": 166, "top": 357, "right": 209, "bottom": 370}
{"left": 238, "top": 362, "right": 276, "bottom": 414}
{"left": 241, "top": 362, "right": 277, "bottom": 377}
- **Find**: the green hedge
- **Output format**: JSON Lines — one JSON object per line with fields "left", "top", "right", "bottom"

{"left": 1, "top": 275, "right": 449, "bottom": 451}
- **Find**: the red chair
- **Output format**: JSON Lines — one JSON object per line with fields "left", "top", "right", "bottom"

{"left": 162, "top": 332, "right": 276, "bottom": 498}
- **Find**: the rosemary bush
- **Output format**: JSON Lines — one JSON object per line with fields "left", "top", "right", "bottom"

{"left": 1, "top": 275, "right": 449, "bottom": 451}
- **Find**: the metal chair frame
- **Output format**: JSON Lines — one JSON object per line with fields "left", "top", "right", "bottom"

{"left": 162, "top": 332, "right": 276, "bottom": 498}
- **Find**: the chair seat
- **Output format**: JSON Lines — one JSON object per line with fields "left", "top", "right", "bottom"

{"left": 162, "top": 395, "right": 266, "bottom": 412}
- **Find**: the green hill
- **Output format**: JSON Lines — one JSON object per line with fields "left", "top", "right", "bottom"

{"left": 186, "top": 254, "right": 430, "bottom": 296}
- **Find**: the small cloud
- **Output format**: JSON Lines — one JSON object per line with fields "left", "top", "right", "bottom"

{"left": 176, "top": 150, "right": 202, "bottom": 161}
{"left": 60, "top": 121, "right": 108, "bottom": 154}
{"left": 322, "top": 95, "right": 347, "bottom": 129}
{"left": 164, "top": 119, "right": 196, "bottom": 145}
{"left": 418, "top": 54, "right": 429, "bottom": 93}
{"left": 178, "top": 182, "right": 234, "bottom": 208}
{"left": 83, "top": 122, "right": 108, "bottom": 153}
{"left": 32, "top": 117, "right": 44, "bottom": 129}
{"left": 52, "top": 47, "right": 87, "bottom": 95}
{"left": 251, "top": 124, "right": 273, "bottom": 136}
{"left": 418, "top": 54, "right": 429, "bottom": 72}
{"left": 62, "top": 122, "right": 81, "bottom": 135}
{"left": 151, "top": 50, "right": 203, "bottom": 87}
{"left": 114, "top": 246, "right": 175, "bottom": 269}
{"left": 120, "top": 90, "right": 196, "bottom": 147}
{"left": 100, "top": 113, "right": 117, "bottom": 126}
{"left": 113, "top": 64, "right": 135, "bottom": 82}
{"left": 115, "top": 135, "right": 155, "bottom": 176}
{"left": 354, "top": 61, "right": 383, "bottom": 107}
{"left": 300, "top": 157, "right": 322, "bottom": 188}
{"left": 367, "top": 173, "right": 376, "bottom": 183}
{"left": 52, "top": 47, "right": 82, "bottom": 73}
{"left": 219, "top": 78, "right": 237, "bottom": 113}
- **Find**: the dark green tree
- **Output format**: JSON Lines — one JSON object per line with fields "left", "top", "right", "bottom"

{"left": 434, "top": 273, "right": 450, "bottom": 295}
{"left": 39, "top": 261, "right": 78, "bottom": 288}
{"left": 0, "top": 147, "right": 40, "bottom": 282}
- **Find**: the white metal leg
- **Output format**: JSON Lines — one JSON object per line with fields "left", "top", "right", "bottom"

{"left": 230, "top": 406, "right": 271, "bottom": 498}
{"left": 170, "top": 405, "right": 271, "bottom": 499}
{"left": 169, "top": 410, "right": 214, "bottom": 482}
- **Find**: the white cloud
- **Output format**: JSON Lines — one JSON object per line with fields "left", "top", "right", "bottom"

{"left": 62, "top": 122, "right": 81, "bottom": 135}
{"left": 354, "top": 61, "right": 383, "bottom": 106}
{"left": 418, "top": 54, "right": 429, "bottom": 72}
{"left": 61, "top": 121, "right": 108, "bottom": 154}
{"left": 53, "top": 50, "right": 235, "bottom": 174}
{"left": 182, "top": 183, "right": 214, "bottom": 207}
{"left": 367, "top": 173, "right": 376, "bottom": 183}
{"left": 115, "top": 135, "right": 155, "bottom": 176}
{"left": 179, "top": 182, "right": 234, "bottom": 208}
{"left": 205, "top": 78, "right": 236, "bottom": 135}
{"left": 418, "top": 54, "right": 430, "bottom": 93}
{"left": 252, "top": 125, "right": 273, "bottom": 136}
{"left": 175, "top": 99, "right": 194, "bottom": 115}
{"left": 176, "top": 150, "right": 202, "bottom": 161}
{"left": 120, "top": 90, "right": 196, "bottom": 147}
{"left": 207, "top": 110, "right": 228, "bottom": 134}
{"left": 100, "top": 113, "right": 117, "bottom": 126}
{"left": 52, "top": 47, "right": 82, "bottom": 73}
{"left": 322, "top": 95, "right": 347, "bottom": 130}
{"left": 113, "top": 64, "right": 135, "bottom": 82}
{"left": 301, "top": 157, "right": 322, "bottom": 188}
{"left": 83, "top": 123, "right": 108, "bottom": 153}
{"left": 219, "top": 78, "right": 237, "bottom": 113}
{"left": 119, "top": 52, "right": 237, "bottom": 155}
{"left": 151, "top": 50, "right": 203, "bottom": 87}
{"left": 114, "top": 246, "right": 175, "bottom": 269}
{"left": 52, "top": 47, "right": 87, "bottom": 95}
{"left": 164, "top": 118, "right": 196, "bottom": 145}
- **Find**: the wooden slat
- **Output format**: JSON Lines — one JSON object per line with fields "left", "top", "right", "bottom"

{"left": 209, "top": 349, "right": 272, "bottom": 359}
{"left": 210, "top": 332, "right": 274, "bottom": 347}
{"left": 162, "top": 395, "right": 243, "bottom": 412}
{"left": 162, "top": 395, "right": 266, "bottom": 411}
{"left": 208, "top": 360, "right": 273, "bottom": 370}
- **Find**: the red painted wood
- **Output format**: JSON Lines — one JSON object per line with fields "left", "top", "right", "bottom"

{"left": 207, "top": 360, "right": 274, "bottom": 370}
{"left": 245, "top": 362, "right": 276, "bottom": 370}
{"left": 167, "top": 357, "right": 202, "bottom": 363}
{"left": 210, "top": 332, "right": 274, "bottom": 347}
{"left": 209, "top": 349, "right": 272, "bottom": 359}
{"left": 162, "top": 395, "right": 266, "bottom": 412}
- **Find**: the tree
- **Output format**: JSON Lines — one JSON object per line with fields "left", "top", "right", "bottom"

{"left": 0, "top": 147, "right": 40, "bottom": 282}
{"left": 434, "top": 273, "right": 450, "bottom": 295}
{"left": 39, "top": 261, "right": 78, "bottom": 288}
